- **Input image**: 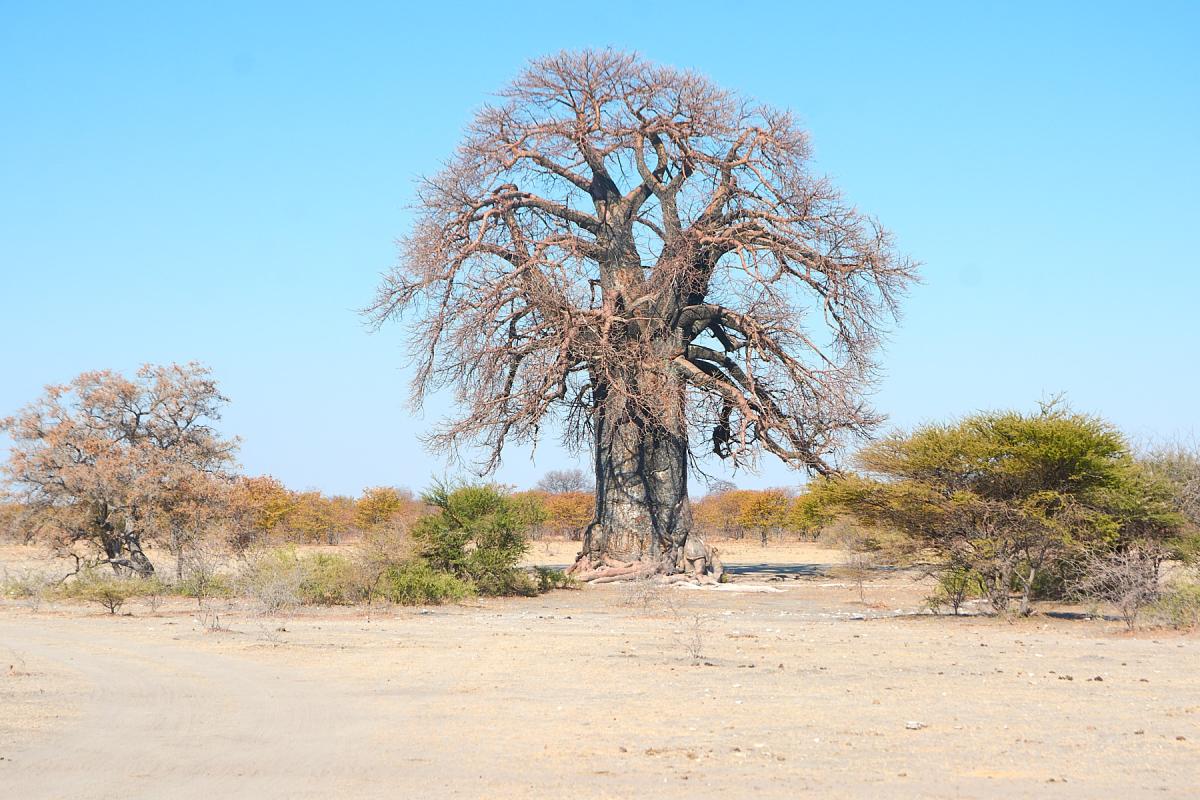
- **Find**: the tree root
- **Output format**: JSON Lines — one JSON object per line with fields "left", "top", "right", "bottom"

{"left": 567, "top": 536, "right": 724, "bottom": 585}
{"left": 568, "top": 559, "right": 722, "bottom": 586}
{"left": 570, "top": 561, "right": 662, "bottom": 583}
{"left": 569, "top": 549, "right": 668, "bottom": 582}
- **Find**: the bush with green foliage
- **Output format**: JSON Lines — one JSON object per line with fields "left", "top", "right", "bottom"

{"left": 1138, "top": 443, "right": 1200, "bottom": 558}
{"left": 298, "top": 552, "right": 362, "bottom": 606}
{"left": 925, "top": 562, "right": 985, "bottom": 615}
{"left": 60, "top": 571, "right": 165, "bottom": 614}
{"left": 174, "top": 572, "right": 235, "bottom": 604}
{"left": 533, "top": 566, "right": 577, "bottom": 592}
{"left": 1149, "top": 579, "right": 1200, "bottom": 630}
{"left": 236, "top": 547, "right": 305, "bottom": 614}
{"left": 1, "top": 567, "right": 57, "bottom": 610}
{"left": 237, "top": 547, "right": 376, "bottom": 608}
{"left": 819, "top": 402, "right": 1185, "bottom": 615}
{"left": 374, "top": 561, "right": 474, "bottom": 605}
{"left": 413, "top": 482, "right": 537, "bottom": 596}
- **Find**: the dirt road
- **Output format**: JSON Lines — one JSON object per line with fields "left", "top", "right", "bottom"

{"left": 1, "top": 547, "right": 1198, "bottom": 798}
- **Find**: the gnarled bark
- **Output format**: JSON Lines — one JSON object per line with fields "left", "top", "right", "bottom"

{"left": 581, "top": 384, "right": 691, "bottom": 565}
{"left": 98, "top": 508, "right": 156, "bottom": 578}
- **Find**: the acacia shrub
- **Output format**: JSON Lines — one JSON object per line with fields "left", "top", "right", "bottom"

{"left": 1, "top": 567, "right": 57, "bottom": 610}
{"left": 1070, "top": 546, "right": 1166, "bottom": 629}
{"left": 374, "top": 561, "right": 473, "bottom": 605}
{"left": 60, "top": 570, "right": 165, "bottom": 614}
{"left": 413, "top": 483, "right": 537, "bottom": 596}
{"left": 174, "top": 572, "right": 235, "bottom": 604}
{"left": 1150, "top": 580, "right": 1200, "bottom": 630}
{"left": 1137, "top": 443, "right": 1200, "bottom": 560}
{"left": 298, "top": 552, "right": 362, "bottom": 605}
{"left": 820, "top": 404, "right": 1185, "bottom": 615}
{"left": 236, "top": 547, "right": 304, "bottom": 614}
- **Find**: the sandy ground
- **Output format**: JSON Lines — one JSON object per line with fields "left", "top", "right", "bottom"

{"left": 1, "top": 542, "right": 1198, "bottom": 799}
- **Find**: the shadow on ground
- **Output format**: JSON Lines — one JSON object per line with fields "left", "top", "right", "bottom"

{"left": 532, "top": 562, "right": 831, "bottom": 581}
{"left": 724, "top": 562, "right": 829, "bottom": 580}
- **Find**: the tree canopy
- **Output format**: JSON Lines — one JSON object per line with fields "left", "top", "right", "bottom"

{"left": 1, "top": 363, "right": 237, "bottom": 575}
{"left": 818, "top": 404, "right": 1184, "bottom": 613}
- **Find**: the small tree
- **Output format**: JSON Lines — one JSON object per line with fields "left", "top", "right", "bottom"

{"left": 354, "top": 486, "right": 416, "bottom": 530}
{"left": 1, "top": 364, "right": 238, "bottom": 576}
{"left": 821, "top": 404, "right": 1184, "bottom": 615}
{"left": 413, "top": 483, "right": 534, "bottom": 596}
{"left": 924, "top": 558, "right": 984, "bottom": 616}
{"left": 824, "top": 518, "right": 878, "bottom": 602}
{"left": 175, "top": 538, "right": 231, "bottom": 606}
{"left": 152, "top": 470, "right": 229, "bottom": 581}
{"left": 536, "top": 490, "right": 593, "bottom": 539}
{"left": 693, "top": 488, "right": 744, "bottom": 539}
{"left": 1138, "top": 442, "right": 1200, "bottom": 558}
{"left": 283, "top": 491, "right": 337, "bottom": 544}
{"left": 535, "top": 469, "right": 593, "bottom": 494}
{"left": 64, "top": 570, "right": 156, "bottom": 615}
{"left": 736, "top": 489, "right": 791, "bottom": 545}
{"left": 788, "top": 489, "right": 835, "bottom": 541}
{"left": 227, "top": 475, "right": 294, "bottom": 549}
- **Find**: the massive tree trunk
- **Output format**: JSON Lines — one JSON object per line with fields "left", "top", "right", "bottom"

{"left": 572, "top": 367, "right": 721, "bottom": 582}
{"left": 581, "top": 381, "right": 692, "bottom": 566}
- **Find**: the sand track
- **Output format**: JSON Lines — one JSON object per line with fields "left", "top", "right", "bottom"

{"left": 2, "top": 618, "right": 406, "bottom": 798}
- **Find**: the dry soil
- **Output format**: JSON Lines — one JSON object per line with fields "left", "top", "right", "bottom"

{"left": 1, "top": 542, "right": 1197, "bottom": 799}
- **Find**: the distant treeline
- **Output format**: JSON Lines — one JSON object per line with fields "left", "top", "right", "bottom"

{"left": 0, "top": 479, "right": 817, "bottom": 549}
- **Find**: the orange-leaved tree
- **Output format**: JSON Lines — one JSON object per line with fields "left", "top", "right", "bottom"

{"left": 1, "top": 363, "right": 238, "bottom": 576}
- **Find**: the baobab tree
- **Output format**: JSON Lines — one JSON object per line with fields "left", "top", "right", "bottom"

{"left": 1, "top": 363, "right": 238, "bottom": 576}
{"left": 368, "top": 50, "right": 915, "bottom": 578}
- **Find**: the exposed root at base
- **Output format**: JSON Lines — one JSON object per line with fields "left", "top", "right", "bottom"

{"left": 568, "top": 536, "right": 725, "bottom": 585}
{"left": 568, "top": 556, "right": 721, "bottom": 586}
{"left": 568, "top": 558, "right": 664, "bottom": 584}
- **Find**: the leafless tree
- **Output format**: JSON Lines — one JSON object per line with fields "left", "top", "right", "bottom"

{"left": 1072, "top": 545, "right": 1167, "bottom": 630}
{"left": 535, "top": 468, "right": 593, "bottom": 494}
{"left": 1139, "top": 440, "right": 1200, "bottom": 528}
{"left": 1184, "top": 478, "right": 1200, "bottom": 528}
{"left": 1, "top": 363, "right": 238, "bottom": 577}
{"left": 368, "top": 50, "right": 915, "bottom": 577}
{"left": 703, "top": 479, "right": 737, "bottom": 497}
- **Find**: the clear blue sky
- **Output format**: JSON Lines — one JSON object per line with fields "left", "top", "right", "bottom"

{"left": 2, "top": 1, "right": 1197, "bottom": 496}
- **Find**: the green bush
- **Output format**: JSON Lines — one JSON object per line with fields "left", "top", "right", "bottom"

{"left": 533, "top": 566, "right": 577, "bottom": 592}
{"left": 413, "top": 482, "right": 534, "bottom": 596}
{"left": 375, "top": 561, "right": 474, "bottom": 605}
{"left": 60, "top": 571, "right": 164, "bottom": 614}
{"left": 1171, "top": 530, "right": 1200, "bottom": 565}
{"left": 1, "top": 568, "right": 57, "bottom": 610}
{"left": 298, "top": 552, "right": 361, "bottom": 606}
{"left": 926, "top": 564, "right": 984, "bottom": 615}
{"left": 1150, "top": 581, "right": 1200, "bottom": 630}
{"left": 238, "top": 547, "right": 368, "bottom": 608}
{"left": 174, "top": 572, "right": 235, "bottom": 603}
{"left": 819, "top": 402, "right": 1187, "bottom": 615}
{"left": 236, "top": 547, "right": 304, "bottom": 614}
